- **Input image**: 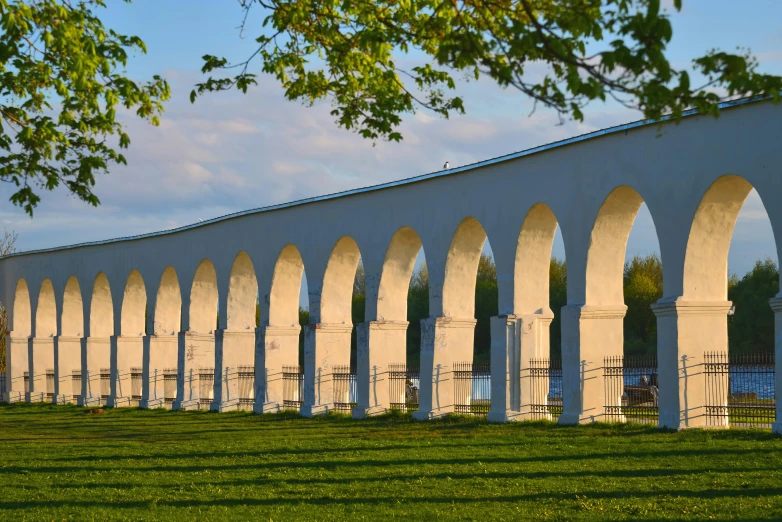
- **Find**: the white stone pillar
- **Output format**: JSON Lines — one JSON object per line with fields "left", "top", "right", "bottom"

{"left": 110, "top": 336, "right": 144, "bottom": 407}
{"left": 489, "top": 310, "right": 555, "bottom": 423}
{"left": 4, "top": 332, "right": 31, "bottom": 403}
{"left": 29, "top": 336, "right": 55, "bottom": 403}
{"left": 651, "top": 299, "right": 732, "bottom": 429}
{"left": 771, "top": 297, "right": 782, "bottom": 435}
{"left": 53, "top": 335, "right": 82, "bottom": 404}
{"left": 558, "top": 304, "right": 627, "bottom": 424}
{"left": 353, "top": 320, "right": 408, "bottom": 418}
{"left": 213, "top": 329, "right": 256, "bottom": 412}
{"left": 412, "top": 317, "right": 477, "bottom": 420}
{"left": 300, "top": 323, "right": 353, "bottom": 416}
{"left": 488, "top": 315, "right": 520, "bottom": 422}
{"left": 141, "top": 334, "right": 178, "bottom": 409}
{"left": 174, "top": 331, "right": 216, "bottom": 411}
{"left": 83, "top": 336, "right": 111, "bottom": 407}
{"left": 255, "top": 325, "right": 301, "bottom": 413}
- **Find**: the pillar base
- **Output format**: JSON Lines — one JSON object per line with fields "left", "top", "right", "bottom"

{"left": 254, "top": 401, "right": 284, "bottom": 414}
{"left": 772, "top": 422, "right": 782, "bottom": 435}
{"left": 412, "top": 409, "right": 449, "bottom": 421}
{"left": 487, "top": 409, "right": 525, "bottom": 423}
{"left": 140, "top": 398, "right": 167, "bottom": 409}
{"left": 300, "top": 403, "right": 330, "bottom": 417}
{"left": 352, "top": 405, "right": 388, "bottom": 419}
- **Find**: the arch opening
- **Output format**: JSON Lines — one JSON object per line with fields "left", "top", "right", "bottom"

{"left": 90, "top": 273, "right": 114, "bottom": 338}
{"left": 189, "top": 260, "right": 218, "bottom": 334}
{"left": 35, "top": 279, "right": 56, "bottom": 338}
{"left": 121, "top": 270, "right": 147, "bottom": 337}
{"left": 685, "top": 176, "right": 778, "bottom": 357}
{"left": 11, "top": 279, "right": 31, "bottom": 337}
{"left": 62, "top": 277, "right": 84, "bottom": 337}
{"left": 377, "top": 226, "right": 428, "bottom": 368}
{"left": 227, "top": 251, "right": 258, "bottom": 331}
{"left": 155, "top": 267, "right": 181, "bottom": 336}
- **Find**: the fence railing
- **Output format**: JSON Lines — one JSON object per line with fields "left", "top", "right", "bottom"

{"left": 603, "top": 356, "right": 658, "bottom": 424}
{"left": 388, "top": 363, "right": 419, "bottom": 412}
{"left": 130, "top": 367, "right": 143, "bottom": 404}
{"left": 100, "top": 368, "right": 111, "bottom": 402}
{"left": 72, "top": 370, "right": 81, "bottom": 403}
{"left": 198, "top": 367, "right": 215, "bottom": 408}
{"left": 45, "top": 368, "right": 55, "bottom": 402}
{"left": 237, "top": 365, "right": 255, "bottom": 408}
{"left": 0, "top": 373, "right": 5, "bottom": 401}
{"left": 705, "top": 351, "right": 775, "bottom": 427}
{"left": 283, "top": 365, "right": 304, "bottom": 410}
{"left": 163, "top": 368, "right": 177, "bottom": 407}
{"left": 529, "top": 358, "right": 562, "bottom": 420}
{"left": 454, "top": 361, "right": 491, "bottom": 416}
{"left": 332, "top": 365, "right": 356, "bottom": 414}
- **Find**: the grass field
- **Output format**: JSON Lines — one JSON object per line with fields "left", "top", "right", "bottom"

{"left": 1, "top": 404, "right": 781, "bottom": 521}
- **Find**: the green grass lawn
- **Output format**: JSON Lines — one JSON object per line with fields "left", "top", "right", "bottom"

{"left": 1, "top": 404, "right": 781, "bottom": 521}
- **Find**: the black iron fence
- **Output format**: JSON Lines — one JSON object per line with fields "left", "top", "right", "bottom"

{"left": 163, "top": 368, "right": 177, "bottom": 408}
{"left": 45, "top": 368, "right": 55, "bottom": 402}
{"left": 130, "top": 367, "right": 143, "bottom": 405}
{"left": 100, "top": 368, "right": 111, "bottom": 402}
{"left": 454, "top": 361, "right": 491, "bottom": 416}
{"left": 72, "top": 370, "right": 81, "bottom": 403}
{"left": 529, "top": 358, "right": 562, "bottom": 420}
{"left": 198, "top": 367, "right": 215, "bottom": 408}
{"left": 237, "top": 365, "right": 255, "bottom": 408}
{"left": 283, "top": 365, "right": 303, "bottom": 410}
{"left": 0, "top": 373, "right": 5, "bottom": 401}
{"left": 603, "top": 356, "right": 658, "bottom": 424}
{"left": 332, "top": 365, "right": 356, "bottom": 414}
{"left": 705, "top": 351, "right": 775, "bottom": 427}
{"left": 388, "top": 363, "right": 419, "bottom": 412}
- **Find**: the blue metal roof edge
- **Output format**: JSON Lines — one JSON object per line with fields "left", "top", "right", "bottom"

{"left": 0, "top": 96, "right": 763, "bottom": 260}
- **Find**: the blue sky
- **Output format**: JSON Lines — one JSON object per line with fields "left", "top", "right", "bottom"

{"left": 1, "top": 0, "right": 780, "bottom": 285}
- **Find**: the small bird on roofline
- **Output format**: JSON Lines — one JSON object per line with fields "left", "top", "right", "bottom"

{"left": 443, "top": 161, "right": 450, "bottom": 170}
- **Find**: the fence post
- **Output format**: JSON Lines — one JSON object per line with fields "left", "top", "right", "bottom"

{"left": 770, "top": 297, "right": 782, "bottom": 434}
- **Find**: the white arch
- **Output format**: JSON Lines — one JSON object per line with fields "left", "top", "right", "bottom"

{"left": 61, "top": 276, "right": 84, "bottom": 337}
{"left": 320, "top": 237, "right": 362, "bottom": 324}
{"left": 683, "top": 175, "right": 758, "bottom": 301}
{"left": 269, "top": 245, "right": 305, "bottom": 327}
{"left": 121, "top": 270, "right": 147, "bottom": 336}
{"left": 90, "top": 273, "right": 114, "bottom": 337}
{"left": 227, "top": 251, "right": 258, "bottom": 330}
{"left": 585, "top": 186, "right": 646, "bottom": 306}
{"left": 12, "top": 279, "right": 31, "bottom": 337}
{"left": 189, "top": 259, "right": 218, "bottom": 333}
{"left": 35, "top": 279, "right": 57, "bottom": 337}
{"left": 376, "top": 227, "right": 423, "bottom": 322}
{"left": 514, "top": 203, "right": 559, "bottom": 315}
{"left": 155, "top": 267, "right": 181, "bottom": 335}
{"left": 442, "top": 217, "right": 487, "bottom": 319}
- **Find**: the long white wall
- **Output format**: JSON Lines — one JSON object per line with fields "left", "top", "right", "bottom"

{"left": 2, "top": 99, "right": 781, "bottom": 430}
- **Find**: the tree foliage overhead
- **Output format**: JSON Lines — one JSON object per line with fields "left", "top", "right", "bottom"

{"left": 0, "top": 0, "right": 169, "bottom": 215}
{"left": 194, "top": 0, "right": 781, "bottom": 142}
